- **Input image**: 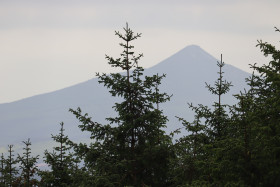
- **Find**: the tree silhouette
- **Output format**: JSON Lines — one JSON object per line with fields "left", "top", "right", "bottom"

{"left": 70, "top": 23, "right": 173, "bottom": 186}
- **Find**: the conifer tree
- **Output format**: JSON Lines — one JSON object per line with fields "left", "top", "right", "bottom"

{"left": 230, "top": 81, "right": 257, "bottom": 186}
{"left": 240, "top": 27, "right": 280, "bottom": 186}
{"left": 203, "top": 55, "right": 236, "bottom": 185}
{"left": 40, "top": 122, "right": 79, "bottom": 186}
{"left": 5, "top": 145, "right": 18, "bottom": 187}
{"left": 173, "top": 55, "right": 233, "bottom": 186}
{"left": 204, "top": 55, "right": 232, "bottom": 139}
{"left": 206, "top": 27, "right": 280, "bottom": 186}
{"left": 0, "top": 153, "right": 6, "bottom": 186}
{"left": 172, "top": 105, "right": 209, "bottom": 185}
{"left": 70, "top": 23, "right": 173, "bottom": 186}
{"left": 17, "top": 138, "right": 39, "bottom": 186}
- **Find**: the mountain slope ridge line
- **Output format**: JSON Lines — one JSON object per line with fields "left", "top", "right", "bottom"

{"left": 0, "top": 45, "right": 250, "bottom": 152}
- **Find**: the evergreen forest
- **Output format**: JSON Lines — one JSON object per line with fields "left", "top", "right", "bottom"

{"left": 1, "top": 25, "right": 280, "bottom": 186}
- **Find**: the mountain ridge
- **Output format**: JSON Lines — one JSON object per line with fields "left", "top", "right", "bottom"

{"left": 0, "top": 45, "right": 250, "bottom": 153}
{"left": 0, "top": 45, "right": 249, "bottom": 105}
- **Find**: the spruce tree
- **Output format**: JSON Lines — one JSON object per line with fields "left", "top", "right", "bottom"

{"left": 172, "top": 105, "right": 209, "bottom": 185}
{"left": 5, "top": 145, "right": 18, "bottom": 187}
{"left": 211, "top": 27, "right": 280, "bottom": 186}
{"left": 17, "top": 138, "right": 39, "bottom": 186}
{"left": 204, "top": 55, "right": 232, "bottom": 140}
{"left": 173, "top": 55, "right": 234, "bottom": 186}
{"left": 203, "top": 55, "right": 235, "bottom": 185}
{"left": 230, "top": 81, "right": 257, "bottom": 186}
{"left": 40, "top": 122, "right": 79, "bottom": 186}
{"left": 70, "top": 23, "right": 173, "bottom": 186}
{"left": 0, "top": 153, "right": 6, "bottom": 187}
{"left": 241, "top": 27, "right": 280, "bottom": 186}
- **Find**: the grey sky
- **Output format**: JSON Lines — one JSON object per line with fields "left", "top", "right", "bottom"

{"left": 0, "top": 0, "right": 279, "bottom": 103}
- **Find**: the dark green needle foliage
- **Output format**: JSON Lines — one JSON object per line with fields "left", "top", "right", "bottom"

{"left": 230, "top": 82, "right": 257, "bottom": 186}
{"left": 17, "top": 139, "right": 39, "bottom": 186}
{"left": 70, "top": 23, "right": 173, "bottom": 186}
{"left": 173, "top": 55, "right": 235, "bottom": 186}
{"left": 242, "top": 27, "right": 280, "bottom": 186}
{"left": 2, "top": 24, "right": 280, "bottom": 187}
{"left": 0, "top": 153, "right": 7, "bottom": 187}
{"left": 172, "top": 28, "right": 280, "bottom": 186}
{"left": 172, "top": 105, "right": 210, "bottom": 186}
{"left": 4, "top": 145, "right": 18, "bottom": 187}
{"left": 40, "top": 122, "right": 80, "bottom": 186}
{"left": 222, "top": 27, "right": 280, "bottom": 186}
{"left": 205, "top": 56, "right": 232, "bottom": 139}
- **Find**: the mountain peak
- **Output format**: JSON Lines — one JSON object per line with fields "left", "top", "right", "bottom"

{"left": 149, "top": 44, "right": 216, "bottom": 72}
{"left": 176, "top": 45, "right": 211, "bottom": 58}
{"left": 182, "top": 44, "right": 201, "bottom": 50}
{"left": 0, "top": 45, "right": 250, "bottom": 151}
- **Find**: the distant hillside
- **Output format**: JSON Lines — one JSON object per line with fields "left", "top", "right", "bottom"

{"left": 0, "top": 45, "right": 250, "bottom": 154}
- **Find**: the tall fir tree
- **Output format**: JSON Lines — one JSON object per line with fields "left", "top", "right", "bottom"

{"left": 173, "top": 55, "right": 234, "bottom": 186}
{"left": 222, "top": 27, "right": 280, "bottom": 186}
{"left": 5, "top": 145, "right": 18, "bottom": 187}
{"left": 241, "top": 27, "right": 280, "bottom": 186}
{"left": 230, "top": 79, "right": 257, "bottom": 186}
{"left": 0, "top": 153, "right": 6, "bottom": 187}
{"left": 17, "top": 138, "right": 39, "bottom": 186}
{"left": 40, "top": 122, "right": 80, "bottom": 186}
{"left": 70, "top": 23, "right": 173, "bottom": 186}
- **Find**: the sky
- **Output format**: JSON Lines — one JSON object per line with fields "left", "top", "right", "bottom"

{"left": 0, "top": 0, "right": 279, "bottom": 103}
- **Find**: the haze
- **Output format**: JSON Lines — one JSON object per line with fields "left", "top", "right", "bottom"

{"left": 0, "top": 0, "right": 279, "bottom": 103}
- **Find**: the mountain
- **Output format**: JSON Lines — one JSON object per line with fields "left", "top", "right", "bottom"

{"left": 0, "top": 45, "right": 250, "bottom": 154}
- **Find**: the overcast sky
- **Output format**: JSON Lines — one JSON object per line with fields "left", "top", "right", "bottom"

{"left": 0, "top": 0, "right": 279, "bottom": 103}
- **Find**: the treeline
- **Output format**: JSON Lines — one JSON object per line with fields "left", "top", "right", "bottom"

{"left": 1, "top": 25, "right": 280, "bottom": 187}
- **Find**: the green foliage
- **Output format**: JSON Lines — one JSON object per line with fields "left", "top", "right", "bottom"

{"left": 1, "top": 25, "right": 280, "bottom": 187}
{"left": 0, "top": 153, "right": 6, "bottom": 186}
{"left": 1, "top": 145, "right": 18, "bottom": 187}
{"left": 40, "top": 122, "right": 81, "bottom": 186}
{"left": 17, "top": 138, "right": 39, "bottom": 186}
{"left": 172, "top": 27, "right": 280, "bottom": 186}
{"left": 70, "top": 23, "right": 173, "bottom": 186}
{"left": 243, "top": 27, "right": 280, "bottom": 186}
{"left": 172, "top": 55, "right": 233, "bottom": 186}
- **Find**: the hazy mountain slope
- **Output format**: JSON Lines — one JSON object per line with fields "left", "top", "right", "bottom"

{"left": 145, "top": 45, "right": 249, "bottom": 126}
{"left": 0, "top": 45, "right": 250, "bottom": 153}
